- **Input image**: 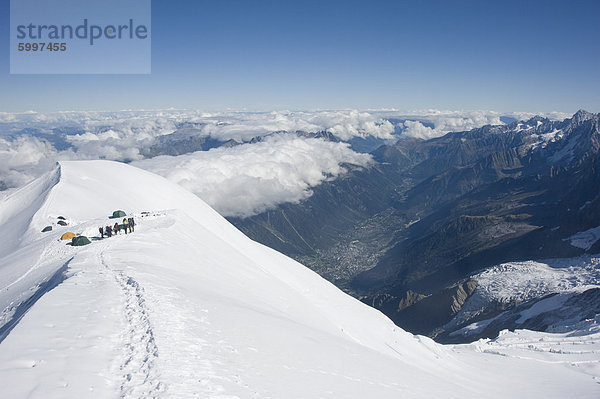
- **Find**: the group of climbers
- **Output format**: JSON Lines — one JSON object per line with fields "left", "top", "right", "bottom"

{"left": 99, "top": 217, "right": 135, "bottom": 238}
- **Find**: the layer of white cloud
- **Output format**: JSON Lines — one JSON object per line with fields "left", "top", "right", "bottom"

{"left": 182, "top": 110, "right": 395, "bottom": 142}
{"left": 0, "top": 108, "right": 571, "bottom": 145}
{"left": 401, "top": 120, "right": 436, "bottom": 140}
{"left": 0, "top": 108, "right": 577, "bottom": 216}
{"left": 0, "top": 136, "right": 58, "bottom": 188}
{"left": 133, "top": 134, "right": 373, "bottom": 217}
{"left": 372, "top": 110, "right": 505, "bottom": 139}
{"left": 0, "top": 110, "right": 390, "bottom": 213}
{"left": 0, "top": 109, "right": 395, "bottom": 141}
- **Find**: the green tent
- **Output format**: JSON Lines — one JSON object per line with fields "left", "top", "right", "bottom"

{"left": 41, "top": 226, "right": 53, "bottom": 232}
{"left": 110, "top": 210, "right": 127, "bottom": 219}
{"left": 71, "top": 236, "right": 91, "bottom": 246}
{"left": 57, "top": 216, "right": 66, "bottom": 220}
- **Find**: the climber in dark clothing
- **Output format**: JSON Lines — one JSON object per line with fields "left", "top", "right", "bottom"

{"left": 114, "top": 222, "right": 119, "bottom": 235}
{"left": 99, "top": 226, "right": 104, "bottom": 238}
{"left": 106, "top": 225, "right": 112, "bottom": 237}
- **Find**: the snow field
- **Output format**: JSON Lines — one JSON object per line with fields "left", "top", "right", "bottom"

{"left": 0, "top": 160, "right": 599, "bottom": 398}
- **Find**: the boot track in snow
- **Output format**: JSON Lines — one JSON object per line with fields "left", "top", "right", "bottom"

{"left": 100, "top": 249, "right": 164, "bottom": 397}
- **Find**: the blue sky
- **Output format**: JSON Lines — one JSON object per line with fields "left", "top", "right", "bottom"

{"left": 1, "top": 0, "right": 599, "bottom": 113}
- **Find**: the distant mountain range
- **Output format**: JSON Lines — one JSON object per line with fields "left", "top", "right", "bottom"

{"left": 230, "top": 110, "right": 600, "bottom": 342}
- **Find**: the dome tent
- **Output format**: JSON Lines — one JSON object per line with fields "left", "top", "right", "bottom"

{"left": 42, "top": 226, "right": 53, "bottom": 232}
{"left": 57, "top": 216, "right": 66, "bottom": 220}
{"left": 57, "top": 220, "right": 68, "bottom": 226}
{"left": 61, "top": 232, "right": 76, "bottom": 240}
{"left": 109, "top": 210, "right": 126, "bottom": 219}
{"left": 71, "top": 236, "right": 91, "bottom": 246}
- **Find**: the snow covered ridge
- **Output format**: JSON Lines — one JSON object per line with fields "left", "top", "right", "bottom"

{"left": 1, "top": 160, "right": 599, "bottom": 398}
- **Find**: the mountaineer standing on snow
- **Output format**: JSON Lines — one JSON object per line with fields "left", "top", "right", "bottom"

{"left": 106, "top": 225, "right": 112, "bottom": 237}
{"left": 99, "top": 226, "right": 104, "bottom": 238}
{"left": 122, "top": 218, "right": 129, "bottom": 234}
{"left": 114, "top": 222, "right": 119, "bottom": 235}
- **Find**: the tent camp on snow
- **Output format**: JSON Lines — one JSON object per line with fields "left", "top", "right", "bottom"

{"left": 109, "top": 210, "right": 127, "bottom": 219}
{"left": 71, "top": 236, "right": 91, "bottom": 246}
{"left": 60, "top": 232, "right": 76, "bottom": 240}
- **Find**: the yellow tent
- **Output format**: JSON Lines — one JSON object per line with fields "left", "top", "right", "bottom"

{"left": 60, "top": 232, "right": 76, "bottom": 240}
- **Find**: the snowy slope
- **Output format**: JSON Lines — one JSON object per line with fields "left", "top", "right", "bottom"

{"left": 0, "top": 160, "right": 599, "bottom": 398}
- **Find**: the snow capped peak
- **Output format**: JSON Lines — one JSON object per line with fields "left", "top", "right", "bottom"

{"left": 525, "top": 115, "right": 548, "bottom": 125}
{"left": 506, "top": 110, "right": 600, "bottom": 165}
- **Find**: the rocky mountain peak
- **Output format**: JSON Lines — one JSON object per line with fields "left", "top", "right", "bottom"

{"left": 571, "top": 109, "right": 598, "bottom": 125}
